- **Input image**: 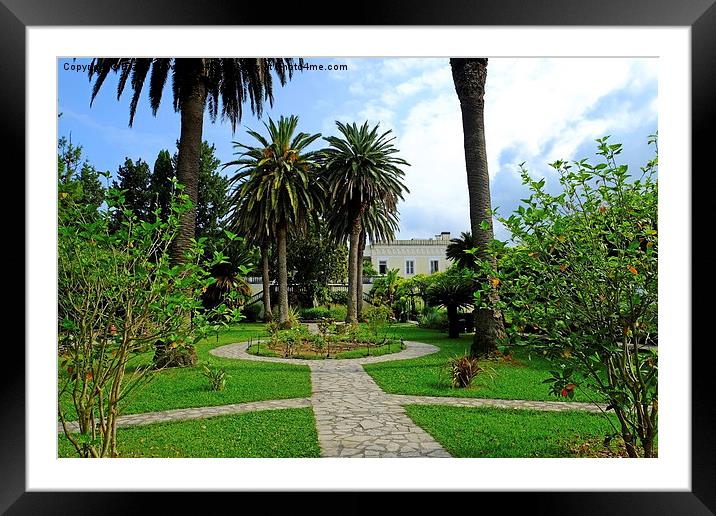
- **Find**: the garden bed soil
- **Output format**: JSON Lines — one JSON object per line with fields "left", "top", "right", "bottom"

{"left": 247, "top": 339, "right": 404, "bottom": 359}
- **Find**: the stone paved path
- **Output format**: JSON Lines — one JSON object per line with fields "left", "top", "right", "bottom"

{"left": 210, "top": 339, "right": 440, "bottom": 365}
{"left": 309, "top": 360, "right": 450, "bottom": 457}
{"left": 57, "top": 397, "right": 311, "bottom": 434}
{"left": 59, "top": 337, "right": 606, "bottom": 458}
{"left": 388, "top": 394, "right": 605, "bottom": 413}
{"left": 211, "top": 340, "right": 451, "bottom": 457}
{"left": 210, "top": 340, "right": 606, "bottom": 457}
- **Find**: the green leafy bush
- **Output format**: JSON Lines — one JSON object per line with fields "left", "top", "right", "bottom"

{"left": 299, "top": 305, "right": 347, "bottom": 321}
{"left": 480, "top": 135, "right": 658, "bottom": 458}
{"left": 272, "top": 324, "right": 311, "bottom": 357}
{"left": 363, "top": 304, "right": 394, "bottom": 337}
{"left": 299, "top": 307, "right": 332, "bottom": 320}
{"left": 242, "top": 301, "right": 263, "bottom": 322}
{"left": 327, "top": 290, "right": 348, "bottom": 305}
{"left": 317, "top": 317, "right": 334, "bottom": 336}
{"left": 58, "top": 180, "right": 240, "bottom": 458}
{"left": 418, "top": 307, "right": 449, "bottom": 330}
{"left": 328, "top": 305, "right": 347, "bottom": 321}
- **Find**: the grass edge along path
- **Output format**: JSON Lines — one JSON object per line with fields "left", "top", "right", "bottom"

{"left": 58, "top": 407, "right": 321, "bottom": 458}
{"left": 364, "top": 324, "right": 601, "bottom": 403}
{"left": 403, "top": 404, "right": 627, "bottom": 458}
{"left": 59, "top": 323, "right": 312, "bottom": 418}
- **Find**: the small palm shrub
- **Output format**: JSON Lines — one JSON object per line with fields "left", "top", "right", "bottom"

{"left": 202, "top": 362, "right": 229, "bottom": 391}
{"left": 200, "top": 267, "right": 252, "bottom": 315}
{"left": 448, "top": 355, "right": 482, "bottom": 388}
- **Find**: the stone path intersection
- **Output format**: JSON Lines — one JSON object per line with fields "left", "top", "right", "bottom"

{"left": 310, "top": 360, "right": 450, "bottom": 457}
{"left": 59, "top": 339, "right": 605, "bottom": 458}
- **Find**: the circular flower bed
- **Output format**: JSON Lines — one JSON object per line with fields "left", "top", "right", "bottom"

{"left": 246, "top": 323, "right": 404, "bottom": 359}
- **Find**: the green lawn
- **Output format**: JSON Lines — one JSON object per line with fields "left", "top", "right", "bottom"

{"left": 404, "top": 405, "right": 622, "bottom": 458}
{"left": 59, "top": 323, "right": 312, "bottom": 418}
{"left": 58, "top": 407, "right": 320, "bottom": 458}
{"left": 364, "top": 325, "right": 600, "bottom": 402}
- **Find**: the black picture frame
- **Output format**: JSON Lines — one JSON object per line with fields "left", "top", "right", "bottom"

{"left": 4, "top": 0, "right": 711, "bottom": 513}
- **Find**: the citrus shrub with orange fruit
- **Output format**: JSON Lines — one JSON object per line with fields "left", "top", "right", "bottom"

{"left": 471, "top": 135, "right": 658, "bottom": 458}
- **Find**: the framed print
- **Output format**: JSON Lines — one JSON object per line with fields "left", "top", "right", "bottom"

{"left": 4, "top": 0, "right": 713, "bottom": 512}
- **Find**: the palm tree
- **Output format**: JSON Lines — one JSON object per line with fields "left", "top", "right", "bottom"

{"left": 321, "top": 121, "right": 409, "bottom": 323}
{"left": 227, "top": 200, "right": 275, "bottom": 322}
{"left": 225, "top": 115, "right": 322, "bottom": 326}
{"left": 356, "top": 194, "right": 401, "bottom": 320}
{"left": 88, "top": 58, "right": 299, "bottom": 264}
{"left": 425, "top": 269, "right": 474, "bottom": 338}
{"left": 446, "top": 231, "right": 477, "bottom": 270}
{"left": 450, "top": 58, "right": 506, "bottom": 356}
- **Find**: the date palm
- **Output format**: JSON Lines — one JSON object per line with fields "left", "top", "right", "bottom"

{"left": 225, "top": 115, "right": 322, "bottom": 326}
{"left": 356, "top": 194, "right": 400, "bottom": 319}
{"left": 321, "top": 121, "right": 409, "bottom": 323}
{"left": 450, "top": 58, "right": 506, "bottom": 356}
{"left": 327, "top": 194, "right": 400, "bottom": 320}
{"left": 227, "top": 198, "right": 275, "bottom": 322}
{"left": 88, "top": 58, "right": 298, "bottom": 264}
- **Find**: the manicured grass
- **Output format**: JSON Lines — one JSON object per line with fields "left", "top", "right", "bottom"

{"left": 59, "top": 323, "right": 312, "bottom": 418}
{"left": 58, "top": 408, "right": 320, "bottom": 458}
{"left": 364, "top": 325, "right": 600, "bottom": 403}
{"left": 404, "top": 405, "right": 622, "bottom": 458}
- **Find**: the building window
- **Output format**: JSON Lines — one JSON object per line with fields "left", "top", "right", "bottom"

{"left": 430, "top": 260, "right": 439, "bottom": 274}
{"left": 379, "top": 260, "right": 387, "bottom": 275}
{"left": 405, "top": 260, "right": 415, "bottom": 275}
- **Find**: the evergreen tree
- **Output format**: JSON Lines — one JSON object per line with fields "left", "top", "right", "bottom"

{"left": 172, "top": 140, "right": 229, "bottom": 238}
{"left": 112, "top": 157, "right": 153, "bottom": 223}
{"left": 150, "top": 149, "right": 174, "bottom": 220}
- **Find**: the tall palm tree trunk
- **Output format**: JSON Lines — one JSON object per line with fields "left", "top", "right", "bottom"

{"left": 170, "top": 61, "right": 207, "bottom": 265}
{"left": 451, "top": 58, "right": 505, "bottom": 357}
{"left": 261, "top": 245, "right": 273, "bottom": 322}
{"left": 346, "top": 217, "right": 362, "bottom": 323}
{"left": 356, "top": 229, "right": 366, "bottom": 321}
{"left": 276, "top": 222, "right": 290, "bottom": 327}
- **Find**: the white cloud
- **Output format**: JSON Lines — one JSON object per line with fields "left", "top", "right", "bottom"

{"left": 390, "top": 58, "right": 657, "bottom": 238}
{"left": 357, "top": 104, "right": 397, "bottom": 130}
{"left": 394, "top": 92, "right": 468, "bottom": 238}
{"left": 317, "top": 57, "right": 657, "bottom": 240}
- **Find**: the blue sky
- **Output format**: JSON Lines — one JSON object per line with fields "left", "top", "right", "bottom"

{"left": 58, "top": 57, "right": 657, "bottom": 241}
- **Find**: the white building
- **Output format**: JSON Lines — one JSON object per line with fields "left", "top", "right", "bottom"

{"left": 365, "top": 232, "right": 453, "bottom": 278}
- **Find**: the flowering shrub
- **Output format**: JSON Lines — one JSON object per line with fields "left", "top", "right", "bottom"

{"left": 58, "top": 181, "right": 241, "bottom": 457}
{"left": 474, "top": 136, "right": 658, "bottom": 457}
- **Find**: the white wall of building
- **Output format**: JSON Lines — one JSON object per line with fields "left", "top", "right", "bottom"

{"left": 366, "top": 232, "right": 453, "bottom": 278}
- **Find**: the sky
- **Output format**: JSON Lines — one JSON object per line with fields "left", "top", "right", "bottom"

{"left": 58, "top": 57, "right": 658, "bottom": 241}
